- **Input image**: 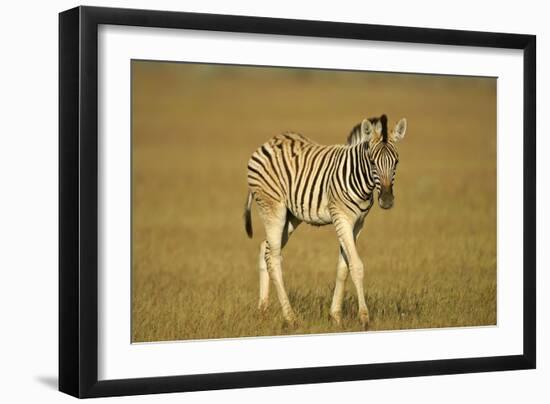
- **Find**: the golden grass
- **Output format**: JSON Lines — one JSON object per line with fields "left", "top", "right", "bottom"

{"left": 131, "top": 62, "right": 496, "bottom": 342}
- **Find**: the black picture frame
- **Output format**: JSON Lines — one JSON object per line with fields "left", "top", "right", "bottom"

{"left": 59, "top": 5, "right": 536, "bottom": 398}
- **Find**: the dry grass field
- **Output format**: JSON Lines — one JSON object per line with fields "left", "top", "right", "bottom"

{"left": 131, "top": 61, "right": 496, "bottom": 342}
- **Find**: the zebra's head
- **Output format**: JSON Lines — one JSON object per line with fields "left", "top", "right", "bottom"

{"left": 360, "top": 115, "right": 407, "bottom": 209}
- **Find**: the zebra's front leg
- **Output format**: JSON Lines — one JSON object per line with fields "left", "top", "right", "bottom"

{"left": 329, "top": 247, "right": 348, "bottom": 326}
{"left": 334, "top": 217, "right": 369, "bottom": 328}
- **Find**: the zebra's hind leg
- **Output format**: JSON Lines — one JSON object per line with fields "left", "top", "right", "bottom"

{"left": 259, "top": 205, "right": 298, "bottom": 326}
{"left": 258, "top": 240, "right": 270, "bottom": 313}
{"left": 258, "top": 214, "right": 301, "bottom": 314}
{"left": 329, "top": 247, "right": 349, "bottom": 326}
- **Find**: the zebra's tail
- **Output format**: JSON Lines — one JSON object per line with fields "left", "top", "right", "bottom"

{"left": 244, "top": 191, "right": 253, "bottom": 238}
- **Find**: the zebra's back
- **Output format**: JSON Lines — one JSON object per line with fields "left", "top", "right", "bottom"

{"left": 247, "top": 132, "right": 343, "bottom": 225}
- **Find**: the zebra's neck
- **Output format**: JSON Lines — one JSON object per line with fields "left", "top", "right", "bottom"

{"left": 342, "top": 142, "right": 375, "bottom": 203}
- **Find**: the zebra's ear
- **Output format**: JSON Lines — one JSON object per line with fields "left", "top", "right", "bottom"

{"left": 360, "top": 119, "right": 375, "bottom": 142}
{"left": 391, "top": 118, "right": 407, "bottom": 142}
{"left": 374, "top": 120, "right": 383, "bottom": 136}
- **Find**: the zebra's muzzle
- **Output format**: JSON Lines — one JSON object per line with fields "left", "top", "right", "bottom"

{"left": 378, "top": 188, "right": 394, "bottom": 209}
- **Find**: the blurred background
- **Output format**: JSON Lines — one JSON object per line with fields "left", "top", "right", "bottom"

{"left": 131, "top": 60, "right": 496, "bottom": 342}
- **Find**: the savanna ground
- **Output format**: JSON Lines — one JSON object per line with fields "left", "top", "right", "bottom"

{"left": 131, "top": 61, "right": 496, "bottom": 342}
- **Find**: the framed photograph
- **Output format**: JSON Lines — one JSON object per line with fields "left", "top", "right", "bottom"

{"left": 59, "top": 6, "right": 536, "bottom": 398}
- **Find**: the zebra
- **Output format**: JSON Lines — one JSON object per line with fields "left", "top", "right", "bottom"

{"left": 244, "top": 114, "right": 407, "bottom": 327}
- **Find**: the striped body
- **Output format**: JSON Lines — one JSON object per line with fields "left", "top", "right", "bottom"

{"left": 244, "top": 115, "right": 407, "bottom": 327}
{"left": 247, "top": 133, "right": 375, "bottom": 226}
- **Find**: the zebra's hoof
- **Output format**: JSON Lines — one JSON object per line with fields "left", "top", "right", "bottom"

{"left": 258, "top": 301, "right": 269, "bottom": 314}
{"left": 359, "top": 310, "right": 370, "bottom": 330}
{"left": 329, "top": 311, "right": 343, "bottom": 327}
{"left": 284, "top": 313, "right": 299, "bottom": 328}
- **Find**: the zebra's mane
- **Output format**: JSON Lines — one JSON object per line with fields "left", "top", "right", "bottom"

{"left": 346, "top": 114, "right": 388, "bottom": 146}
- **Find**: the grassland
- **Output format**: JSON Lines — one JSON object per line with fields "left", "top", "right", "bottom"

{"left": 131, "top": 62, "right": 497, "bottom": 342}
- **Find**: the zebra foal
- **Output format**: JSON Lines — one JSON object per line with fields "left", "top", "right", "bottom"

{"left": 244, "top": 115, "right": 407, "bottom": 327}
